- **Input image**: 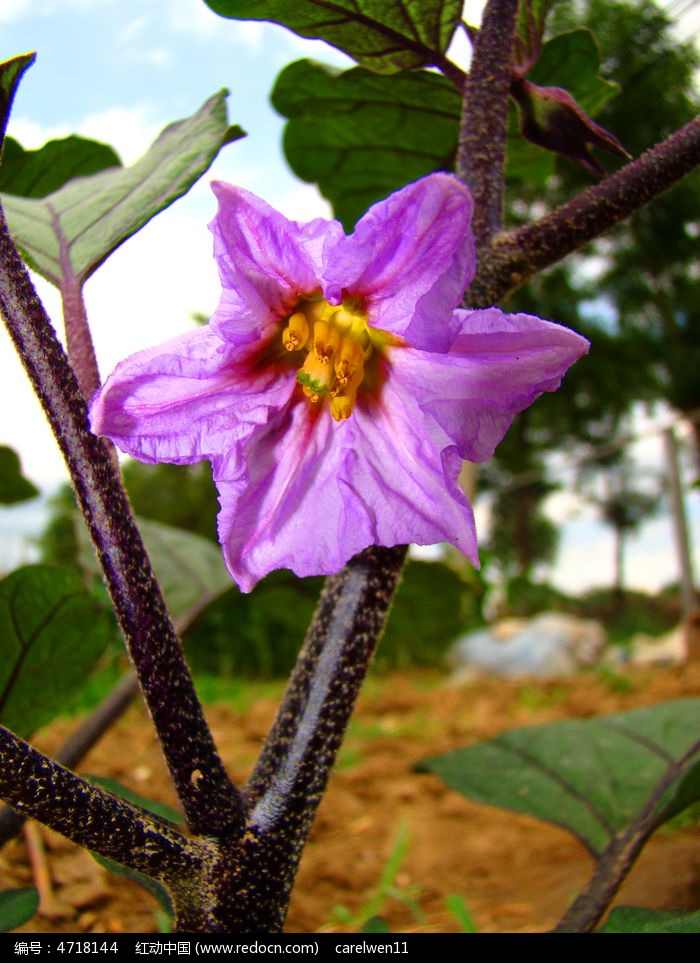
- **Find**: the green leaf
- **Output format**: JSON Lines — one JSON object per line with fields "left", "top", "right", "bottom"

{"left": 0, "top": 135, "right": 121, "bottom": 198}
{"left": 0, "top": 887, "right": 39, "bottom": 932}
{"left": 204, "top": 0, "right": 462, "bottom": 74}
{"left": 92, "top": 851, "right": 174, "bottom": 919}
{"left": 506, "top": 111, "right": 557, "bottom": 186}
{"left": 77, "top": 515, "right": 233, "bottom": 626}
{"left": 1, "top": 91, "right": 244, "bottom": 287}
{"left": 0, "top": 53, "right": 35, "bottom": 148}
{"left": 185, "top": 559, "right": 472, "bottom": 677}
{"left": 0, "top": 445, "right": 39, "bottom": 504}
{"left": 362, "top": 917, "right": 390, "bottom": 933}
{"left": 653, "top": 757, "right": 700, "bottom": 828}
{"left": 0, "top": 565, "right": 112, "bottom": 737}
{"left": 517, "top": 2, "right": 556, "bottom": 45}
{"left": 416, "top": 700, "right": 700, "bottom": 856}
{"left": 135, "top": 519, "right": 234, "bottom": 623}
{"left": 599, "top": 907, "right": 700, "bottom": 934}
{"left": 272, "top": 60, "right": 460, "bottom": 229}
{"left": 378, "top": 560, "right": 471, "bottom": 669}
{"left": 530, "top": 29, "right": 619, "bottom": 117}
{"left": 445, "top": 893, "right": 479, "bottom": 933}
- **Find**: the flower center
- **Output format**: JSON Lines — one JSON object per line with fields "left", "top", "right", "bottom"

{"left": 281, "top": 297, "right": 387, "bottom": 422}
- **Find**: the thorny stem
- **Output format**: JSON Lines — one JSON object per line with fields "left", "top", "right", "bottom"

{"left": 0, "top": 205, "right": 244, "bottom": 839}
{"left": 457, "top": 0, "right": 519, "bottom": 250}
{"left": 468, "top": 115, "right": 700, "bottom": 306}
{"left": 0, "top": 672, "right": 139, "bottom": 847}
{"left": 198, "top": 544, "right": 407, "bottom": 933}
{"left": 0, "top": 725, "right": 211, "bottom": 885}
{"left": 553, "top": 739, "right": 700, "bottom": 932}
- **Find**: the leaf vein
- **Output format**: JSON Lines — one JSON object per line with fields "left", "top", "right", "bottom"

{"left": 494, "top": 738, "right": 617, "bottom": 846}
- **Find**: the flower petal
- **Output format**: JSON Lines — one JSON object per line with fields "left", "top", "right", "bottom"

{"left": 214, "top": 379, "right": 478, "bottom": 593}
{"left": 214, "top": 401, "right": 360, "bottom": 591}
{"left": 209, "top": 182, "right": 343, "bottom": 348}
{"left": 323, "top": 173, "right": 475, "bottom": 351}
{"left": 392, "top": 308, "right": 590, "bottom": 462}
{"left": 89, "top": 326, "right": 294, "bottom": 465}
{"left": 347, "top": 384, "right": 479, "bottom": 561}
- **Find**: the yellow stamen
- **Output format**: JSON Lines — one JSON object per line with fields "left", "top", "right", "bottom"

{"left": 330, "top": 394, "right": 353, "bottom": 421}
{"left": 282, "top": 311, "right": 310, "bottom": 352}
{"left": 313, "top": 320, "right": 340, "bottom": 364}
{"left": 330, "top": 367, "right": 364, "bottom": 422}
{"left": 335, "top": 337, "right": 365, "bottom": 387}
{"left": 281, "top": 296, "right": 395, "bottom": 420}
{"left": 302, "top": 385, "right": 321, "bottom": 404}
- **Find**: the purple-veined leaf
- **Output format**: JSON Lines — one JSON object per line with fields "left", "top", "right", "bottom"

{"left": 1, "top": 91, "right": 244, "bottom": 288}
{"left": 416, "top": 700, "right": 700, "bottom": 856}
{"left": 204, "top": 0, "right": 462, "bottom": 74}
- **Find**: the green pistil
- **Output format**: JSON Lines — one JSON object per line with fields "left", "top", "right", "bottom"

{"left": 296, "top": 370, "right": 329, "bottom": 395}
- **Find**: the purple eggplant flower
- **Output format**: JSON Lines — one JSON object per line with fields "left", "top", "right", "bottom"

{"left": 90, "top": 174, "right": 589, "bottom": 592}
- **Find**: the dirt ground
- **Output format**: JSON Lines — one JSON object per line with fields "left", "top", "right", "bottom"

{"left": 2, "top": 663, "right": 700, "bottom": 934}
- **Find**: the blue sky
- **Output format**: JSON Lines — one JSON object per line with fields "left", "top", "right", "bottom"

{"left": 0, "top": 0, "right": 698, "bottom": 597}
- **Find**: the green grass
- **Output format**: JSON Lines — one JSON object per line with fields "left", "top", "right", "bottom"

{"left": 328, "top": 821, "right": 424, "bottom": 930}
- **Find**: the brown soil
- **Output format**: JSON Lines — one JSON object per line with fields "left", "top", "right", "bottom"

{"left": 3, "top": 664, "right": 700, "bottom": 934}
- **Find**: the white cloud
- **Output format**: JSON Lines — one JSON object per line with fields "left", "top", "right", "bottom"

{"left": 266, "top": 182, "right": 332, "bottom": 222}
{"left": 0, "top": 0, "right": 31, "bottom": 23}
{"left": 462, "top": 0, "right": 486, "bottom": 27}
{"left": 118, "top": 14, "right": 149, "bottom": 41}
{"left": 0, "top": 189, "right": 218, "bottom": 493}
{"left": 156, "top": 0, "right": 234, "bottom": 41}
{"left": 0, "top": 304, "right": 68, "bottom": 489}
{"left": 74, "top": 106, "right": 162, "bottom": 165}
{"left": 545, "top": 488, "right": 590, "bottom": 525}
{"left": 5, "top": 117, "right": 72, "bottom": 148}
{"left": 1, "top": 0, "right": 120, "bottom": 20}
{"left": 7, "top": 104, "right": 161, "bottom": 165}
{"left": 85, "top": 202, "right": 219, "bottom": 372}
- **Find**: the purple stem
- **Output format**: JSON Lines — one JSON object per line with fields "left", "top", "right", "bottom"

{"left": 553, "top": 739, "right": 700, "bottom": 932}
{"left": 0, "top": 204, "right": 244, "bottom": 838}
{"left": 192, "top": 545, "right": 409, "bottom": 932}
{"left": 0, "top": 724, "right": 208, "bottom": 883}
{"left": 49, "top": 200, "right": 102, "bottom": 402}
{"left": 0, "top": 672, "right": 139, "bottom": 847}
{"left": 469, "top": 116, "right": 700, "bottom": 306}
{"left": 457, "top": 0, "right": 519, "bottom": 249}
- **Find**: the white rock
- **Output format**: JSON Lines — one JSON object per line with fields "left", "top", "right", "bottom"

{"left": 447, "top": 611, "right": 607, "bottom": 679}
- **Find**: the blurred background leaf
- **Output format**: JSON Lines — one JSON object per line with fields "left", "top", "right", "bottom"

{"left": 598, "top": 907, "right": 700, "bottom": 933}
{"left": 0, "top": 446, "right": 39, "bottom": 505}
{"left": 0, "top": 887, "right": 39, "bottom": 932}
{"left": 0, "top": 565, "right": 113, "bottom": 737}
{"left": 0, "top": 135, "right": 121, "bottom": 198}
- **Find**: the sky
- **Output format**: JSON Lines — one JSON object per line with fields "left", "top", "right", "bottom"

{"left": 0, "top": 0, "right": 698, "bottom": 598}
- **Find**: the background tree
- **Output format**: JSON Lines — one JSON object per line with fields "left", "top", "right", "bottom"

{"left": 578, "top": 451, "right": 664, "bottom": 609}
{"left": 481, "top": 0, "right": 699, "bottom": 590}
